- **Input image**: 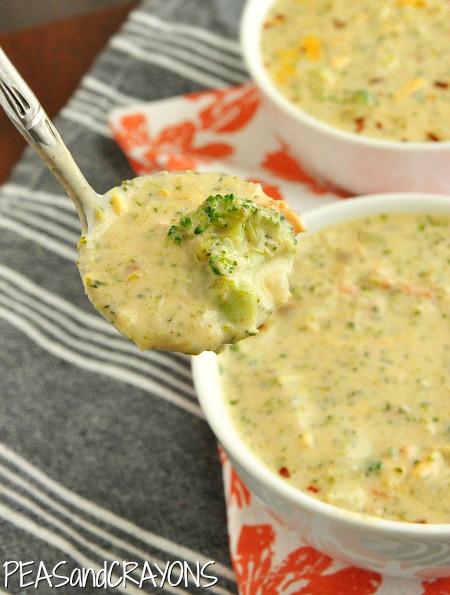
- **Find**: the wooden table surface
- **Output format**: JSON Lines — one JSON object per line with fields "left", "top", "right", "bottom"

{"left": 0, "top": 0, "right": 139, "bottom": 184}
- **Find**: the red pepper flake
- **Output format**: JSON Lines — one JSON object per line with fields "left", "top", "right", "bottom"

{"left": 375, "top": 121, "right": 383, "bottom": 129}
{"left": 354, "top": 117, "right": 365, "bottom": 133}
{"left": 434, "top": 81, "right": 449, "bottom": 89}
{"left": 427, "top": 132, "right": 441, "bottom": 141}
{"left": 307, "top": 484, "right": 320, "bottom": 493}
{"left": 263, "top": 13, "right": 285, "bottom": 28}
{"left": 371, "top": 488, "right": 389, "bottom": 499}
{"left": 278, "top": 466, "right": 291, "bottom": 478}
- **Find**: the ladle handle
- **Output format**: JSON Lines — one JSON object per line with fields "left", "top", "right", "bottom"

{"left": 0, "top": 46, "right": 100, "bottom": 234}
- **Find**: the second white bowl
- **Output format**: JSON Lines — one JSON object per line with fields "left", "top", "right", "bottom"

{"left": 240, "top": 0, "right": 450, "bottom": 196}
{"left": 193, "top": 192, "right": 450, "bottom": 578}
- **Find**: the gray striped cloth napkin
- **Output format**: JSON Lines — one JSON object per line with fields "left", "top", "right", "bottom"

{"left": 0, "top": 1, "right": 246, "bottom": 593}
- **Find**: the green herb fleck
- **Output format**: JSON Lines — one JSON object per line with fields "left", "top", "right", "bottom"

{"left": 86, "top": 279, "right": 106, "bottom": 289}
{"left": 365, "top": 460, "right": 383, "bottom": 476}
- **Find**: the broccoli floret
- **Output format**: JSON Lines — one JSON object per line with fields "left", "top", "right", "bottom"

{"left": 167, "top": 193, "right": 298, "bottom": 329}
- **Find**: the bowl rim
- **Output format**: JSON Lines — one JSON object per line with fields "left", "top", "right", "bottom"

{"left": 193, "top": 192, "right": 450, "bottom": 537}
{"left": 240, "top": 0, "right": 450, "bottom": 151}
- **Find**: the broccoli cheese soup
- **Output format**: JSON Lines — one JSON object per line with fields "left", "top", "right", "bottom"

{"left": 261, "top": 0, "right": 450, "bottom": 142}
{"left": 77, "top": 171, "right": 303, "bottom": 355}
{"left": 220, "top": 211, "right": 450, "bottom": 523}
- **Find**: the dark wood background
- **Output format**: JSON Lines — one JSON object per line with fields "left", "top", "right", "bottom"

{"left": 0, "top": 0, "right": 139, "bottom": 183}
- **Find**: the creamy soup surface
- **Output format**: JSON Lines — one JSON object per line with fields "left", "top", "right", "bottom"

{"left": 77, "top": 172, "right": 302, "bottom": 355}
{"left": 220, "top": 212, "right": 450, "bottom": 523}
{"left": 261, "top": 0, "right": 450, "bottom": 141}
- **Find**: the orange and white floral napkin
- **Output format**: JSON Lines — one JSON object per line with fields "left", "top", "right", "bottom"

{"left": 108, "top": 84, "right": 449, "bottom": 595}
{"left": 108, "top": 84, "right": 343, "bottom": 212}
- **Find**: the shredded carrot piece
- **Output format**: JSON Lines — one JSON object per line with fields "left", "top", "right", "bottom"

{"left": 302, "top": 35, "right": 322, "bottom": 61}
{"left": 371, "top": 489, "right": 390, "bottom": 499}
{"left": 267, "top": 200, "right": 306, "bottom": 234}
{"left": 274, "top": 200, "right": 306, "bottom": 234}
{"left": 369, "top": 275, "right": 435, "bottom": 299}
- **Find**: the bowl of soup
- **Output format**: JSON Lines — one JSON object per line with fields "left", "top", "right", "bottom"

{"left": 240, "top": 0, "right": 450, "bottom": 196}
{"left": 192, "top": 192, "right": 450, "bottom": 578}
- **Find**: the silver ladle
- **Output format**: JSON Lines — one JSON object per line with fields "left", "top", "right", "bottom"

{"left": 0, "top": 46, "right": 110, "bottom": 235}
{"left": 0, "top": 47, "right": 304, "bottom": 354}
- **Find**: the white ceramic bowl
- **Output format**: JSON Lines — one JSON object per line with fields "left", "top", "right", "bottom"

{"left": 240, "top": 0, "right": 450, "bottom": 196}
{"left": 192, "top": 193, "right": 450, "bottom": 578}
